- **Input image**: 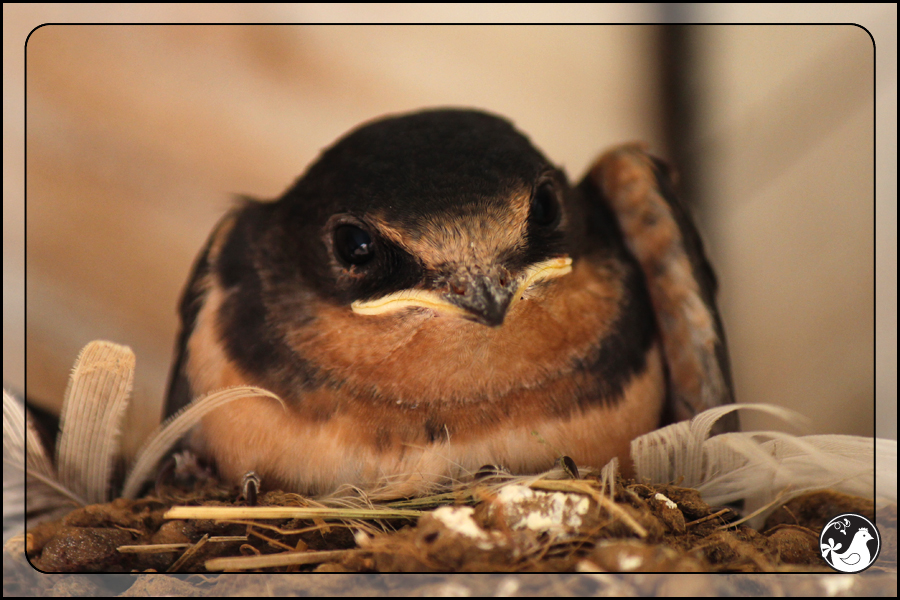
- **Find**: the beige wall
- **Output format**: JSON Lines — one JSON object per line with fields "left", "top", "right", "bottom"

{"left": 5, "top": 6, "right": 894, "bottom": 457}
{"left": 697, "top": 24, "right": 879, "bottom": 436}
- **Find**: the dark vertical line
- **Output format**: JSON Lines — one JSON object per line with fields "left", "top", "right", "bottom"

{"left": 24, "top": 28, "right": 30, "bottom": 410}
{"left": 870, "top": 29, "right": 880, "bottom": 449}
{"left": 657, "top": 12, "right": 704, "bottom": 214}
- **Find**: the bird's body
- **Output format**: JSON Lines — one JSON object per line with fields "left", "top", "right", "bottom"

{"left": 166, "top": 109, "right": 734, "bottom": 497}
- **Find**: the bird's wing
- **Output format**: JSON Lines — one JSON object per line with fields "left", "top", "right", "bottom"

{"left": 163, "top": 209, "right": 241, "bottom": 420}
{"left": 579, "top": 144, "right": 737, "bottom": 433}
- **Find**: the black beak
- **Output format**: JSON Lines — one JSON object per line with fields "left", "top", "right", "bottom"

{"left": 443, "top": 268, "right": 517, "bottom": 327}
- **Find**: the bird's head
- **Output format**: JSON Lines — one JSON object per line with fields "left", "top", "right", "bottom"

{"left": 210, "top": 109, "right": 633, "bottom": 403}
{"left": 271, "top": 109, "right": 589, "bottom": 328}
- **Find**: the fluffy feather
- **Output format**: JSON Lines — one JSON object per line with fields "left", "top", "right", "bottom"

{"left": 628, "top": 403, "right": 891, "bottom": 525}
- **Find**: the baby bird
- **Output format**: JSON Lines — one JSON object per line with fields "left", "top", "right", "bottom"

{"left": 165, "top": 109, "right": 735, "bottom": 497}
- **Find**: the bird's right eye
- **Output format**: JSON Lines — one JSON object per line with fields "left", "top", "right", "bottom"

{"left": 333, "top": 224, "right": 375, "bottom": 266}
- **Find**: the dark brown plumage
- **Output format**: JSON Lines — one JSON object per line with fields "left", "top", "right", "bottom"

{"left": 165, "top": 108, "right": 735, "bottom": 497}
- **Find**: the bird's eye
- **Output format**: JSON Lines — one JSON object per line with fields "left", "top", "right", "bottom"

{"left": 333, "top": 224, "right": 375, "bottom": 266}
{"left": 530, "top": 182, "right": 560, "bottom": 228}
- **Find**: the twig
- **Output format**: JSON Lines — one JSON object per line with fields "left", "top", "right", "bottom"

{"left": 164, "top": 505, "right": 422, "bottom": 521}
{"left": 205, "top": 549, "right": 357, "bottom": 571}
{"left": 718, "top": 489, "right": 792, "bottom": 530}
{"left": 118, "top": 543, "right": 190, "bottom": 553}
{"left": 168, "top": 533, "right": 209, "bottom": 572}
{"left": 686, "top": 508, "right": 732, "bottom": 528}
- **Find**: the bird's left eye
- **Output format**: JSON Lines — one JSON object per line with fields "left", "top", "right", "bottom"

{"left": 530, "top": 182, "right": 560, "bottom": 228}
{"left": 333, "top": 224, "right": 375, "bottom": 266}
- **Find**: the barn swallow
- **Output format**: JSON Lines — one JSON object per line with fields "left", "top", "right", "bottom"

{"left": 165, "top": 108, "right": 736, "bottom": 498}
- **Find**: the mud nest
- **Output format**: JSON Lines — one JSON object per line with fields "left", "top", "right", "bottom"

{"left": 13, "top": 474, "right": 890, "bottom": 577}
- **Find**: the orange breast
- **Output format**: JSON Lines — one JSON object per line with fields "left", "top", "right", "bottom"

{"left": 184, "top": 257, "right": 666, "bottom": 495}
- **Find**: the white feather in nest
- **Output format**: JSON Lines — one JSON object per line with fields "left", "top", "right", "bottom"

{"left": 628, "top": 403, "right": 893, "bottom": 526}
{"left": 3, "top": 389, "right": 82, "bottom": 541}
{"left": 56, "top": 341, "right": 134, "bottom": 505}
{"left": 121, "top": 384, "right": 284, "bottom": 499}
{"left": 2, "top": 340, "right": 285, "bottom": 539}
{"left": 3, "top": 390, "right": 29, "bottom": 542}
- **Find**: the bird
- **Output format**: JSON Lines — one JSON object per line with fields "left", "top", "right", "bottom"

{"left": 164, "top": 108, "right": 736, "bottom": 498}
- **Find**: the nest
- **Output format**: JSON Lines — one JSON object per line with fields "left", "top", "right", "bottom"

{"left": 5, "top": 341, "right": 896, "bottom": 594}
{"left": 12, "top": 476, "right": 886, "bottom": 575}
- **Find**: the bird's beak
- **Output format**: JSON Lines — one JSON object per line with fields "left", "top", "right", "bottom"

{"left": 351, "top": 257, "right": 572, "bottom": 326}
{"left": 443, "top": 268, "right": 518, "bottom": 327}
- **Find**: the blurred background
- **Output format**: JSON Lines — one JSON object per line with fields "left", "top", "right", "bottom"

{"left": 4, "top": 5, "right": 895, "bottom": 459}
